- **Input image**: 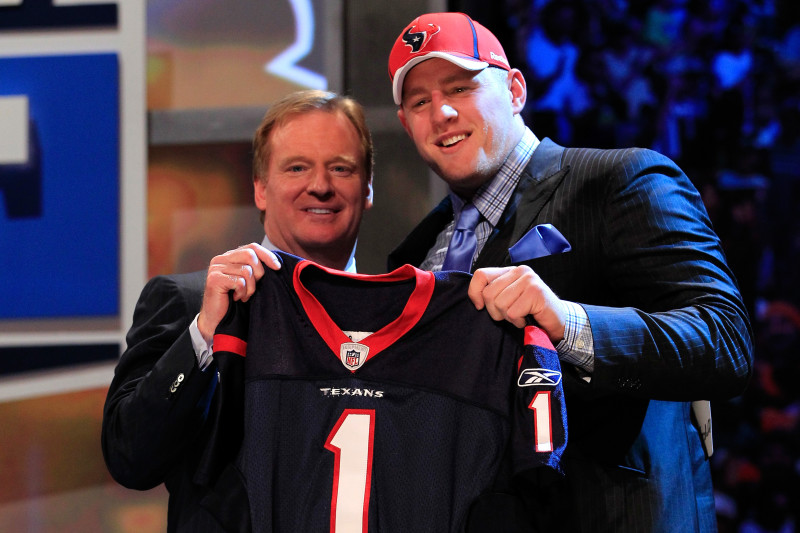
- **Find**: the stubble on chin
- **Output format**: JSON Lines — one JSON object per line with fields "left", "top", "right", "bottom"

{"left": 439, "top": 158, "right": 500, "bottom": 197}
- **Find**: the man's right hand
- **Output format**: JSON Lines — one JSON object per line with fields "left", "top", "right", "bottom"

{"left": 197, "top": 243, "right": 281, "bottom": 342}
{"left": 469, "top": 265, "right": 568, "bottom": 344}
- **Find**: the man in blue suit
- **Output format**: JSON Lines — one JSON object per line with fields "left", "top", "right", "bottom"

{"left": 388, "top": 12, "right": 753, "bottom": 532}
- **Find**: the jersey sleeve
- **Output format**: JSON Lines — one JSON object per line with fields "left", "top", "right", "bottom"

{"left": 191, "top": 297, "right": 249, "bottom": 498}
{"left": 212, "top": 295, "right": 250, "bottom": 358}
{"left": 512, "top": 324, "right": 568, "bottom": 476}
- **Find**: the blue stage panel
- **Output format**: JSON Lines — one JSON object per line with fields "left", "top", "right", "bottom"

{"left": 0, "top": 54, "right": 119, "bottom": 319}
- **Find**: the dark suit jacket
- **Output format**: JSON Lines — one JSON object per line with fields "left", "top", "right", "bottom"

{"left": 101, "top": 271, "right": 248, "bottom": 532}
{"left": 389, "top": 138, "right": 754, "bottom": 533}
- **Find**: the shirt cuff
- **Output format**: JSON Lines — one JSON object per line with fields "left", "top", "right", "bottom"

{"left": 189, "top": 313, "right": 214, "bottom": 371}
{"left": 555, "top": 301, "right": 595, "bottom": 374}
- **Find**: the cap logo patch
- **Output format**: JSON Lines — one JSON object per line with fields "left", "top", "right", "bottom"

{"left": 490, "top": 51, "right": 509, "bottom": 67}
{"left": 402, "top": 23, "right": 440, "bottom": 54}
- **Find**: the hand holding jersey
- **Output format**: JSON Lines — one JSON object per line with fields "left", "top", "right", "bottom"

{"left": 469, "top": 265, "right": 569, "bottom": 341}
{"left": 197, "top": 243, "right": 280, "bottom": 343}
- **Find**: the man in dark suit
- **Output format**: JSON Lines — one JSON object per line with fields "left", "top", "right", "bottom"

{"left": 101, "top": 90, "right": 374, "bottom": 532}
{"left": 388, "top": 12, "right": 753, "bottom": 532}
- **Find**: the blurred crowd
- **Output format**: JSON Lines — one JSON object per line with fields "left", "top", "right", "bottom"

{"left": 462, "top": 0, "right": 800, "bottom": 530}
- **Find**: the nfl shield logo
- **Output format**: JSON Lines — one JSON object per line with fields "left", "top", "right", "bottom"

{"left": 346, "top": 349, "right": 360, "bottom": 367}
{"left": 340, "top": 342, "right": 369, "bottom": 370}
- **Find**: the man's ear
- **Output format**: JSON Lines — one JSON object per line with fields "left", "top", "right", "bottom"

{"left": 397, "top": 107, "right": 412, "bottom": 138}
{"left": 364, "top": 178, "right": 374, "bottom": 210}
{"left": 508, "top": 69, "right": 527, "bottom": 115}
{"left": 254, "top": 177, "right": 267, "bottom": 210}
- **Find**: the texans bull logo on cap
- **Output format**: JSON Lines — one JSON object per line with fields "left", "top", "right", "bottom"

{"left": 401, "top": 23, "right": 440, "bottom": 53}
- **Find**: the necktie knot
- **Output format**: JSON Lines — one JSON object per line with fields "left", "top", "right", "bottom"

{"left": 454, "top": 203, "right": 481, "bottom": 231}
{"left": 442, "top": 203, "right": 480, "bottom": 272}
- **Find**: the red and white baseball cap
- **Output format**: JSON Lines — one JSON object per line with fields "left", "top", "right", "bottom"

{"left": 388, "top": 12, "right": 510, "bottom": 105}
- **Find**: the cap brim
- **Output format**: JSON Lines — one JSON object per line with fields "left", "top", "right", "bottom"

{"left": 392, "top": 52, "right": 489, "bottom": 105}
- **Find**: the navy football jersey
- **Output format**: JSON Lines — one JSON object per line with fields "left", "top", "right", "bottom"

{"left": 213, "top": 252, "right": 566, "bottom": 532}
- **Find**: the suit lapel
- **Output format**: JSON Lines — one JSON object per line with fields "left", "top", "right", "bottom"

{"left": 474, "top": 139, "right": 570, "bottom": 269}
{"left": 509, "top": 167, "right": 570, "bottom": 244}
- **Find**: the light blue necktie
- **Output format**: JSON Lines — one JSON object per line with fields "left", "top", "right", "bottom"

{"left": 442, "top": 203, "right": 481, "bottom": 272}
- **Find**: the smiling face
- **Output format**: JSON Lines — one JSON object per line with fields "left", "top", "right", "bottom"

{"left": 254, "top": 109, "right": 373, "bottom": 269}
{"left": 397, "top": 59, "right": 527, "bottom": 196}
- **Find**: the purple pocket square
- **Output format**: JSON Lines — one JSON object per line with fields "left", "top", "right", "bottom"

{"left": 508, "top": 224, "right": 571, "bottom": 262}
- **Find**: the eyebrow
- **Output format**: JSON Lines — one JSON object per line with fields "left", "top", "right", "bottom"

{"left": 327, "top": 154, "right": 359, "bottom": 166}
{"left": 276, "top": 154, "right": 360, "bottom": 167}
{"left": 274, "top": 154, "right": 312, "bottom": 166}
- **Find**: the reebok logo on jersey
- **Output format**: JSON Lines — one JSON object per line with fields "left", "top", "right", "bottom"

{"left": 518, "top": 368, "right": 562, "bottom": 387}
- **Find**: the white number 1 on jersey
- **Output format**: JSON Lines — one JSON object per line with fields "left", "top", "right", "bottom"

{"left": 529, "top": 391, "right": 554, "bottom": 452}
{"left": 325, "top": 409, "right": 376, "bottom": 533}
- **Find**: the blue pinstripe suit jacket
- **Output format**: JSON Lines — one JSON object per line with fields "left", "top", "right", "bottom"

{"left": 389, "top": 138, "right": 753, "bottom": 533}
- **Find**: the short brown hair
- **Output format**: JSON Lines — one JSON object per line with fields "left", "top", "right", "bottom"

{"left": 252, "top": 90, "right": 374, "bottom": 185}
